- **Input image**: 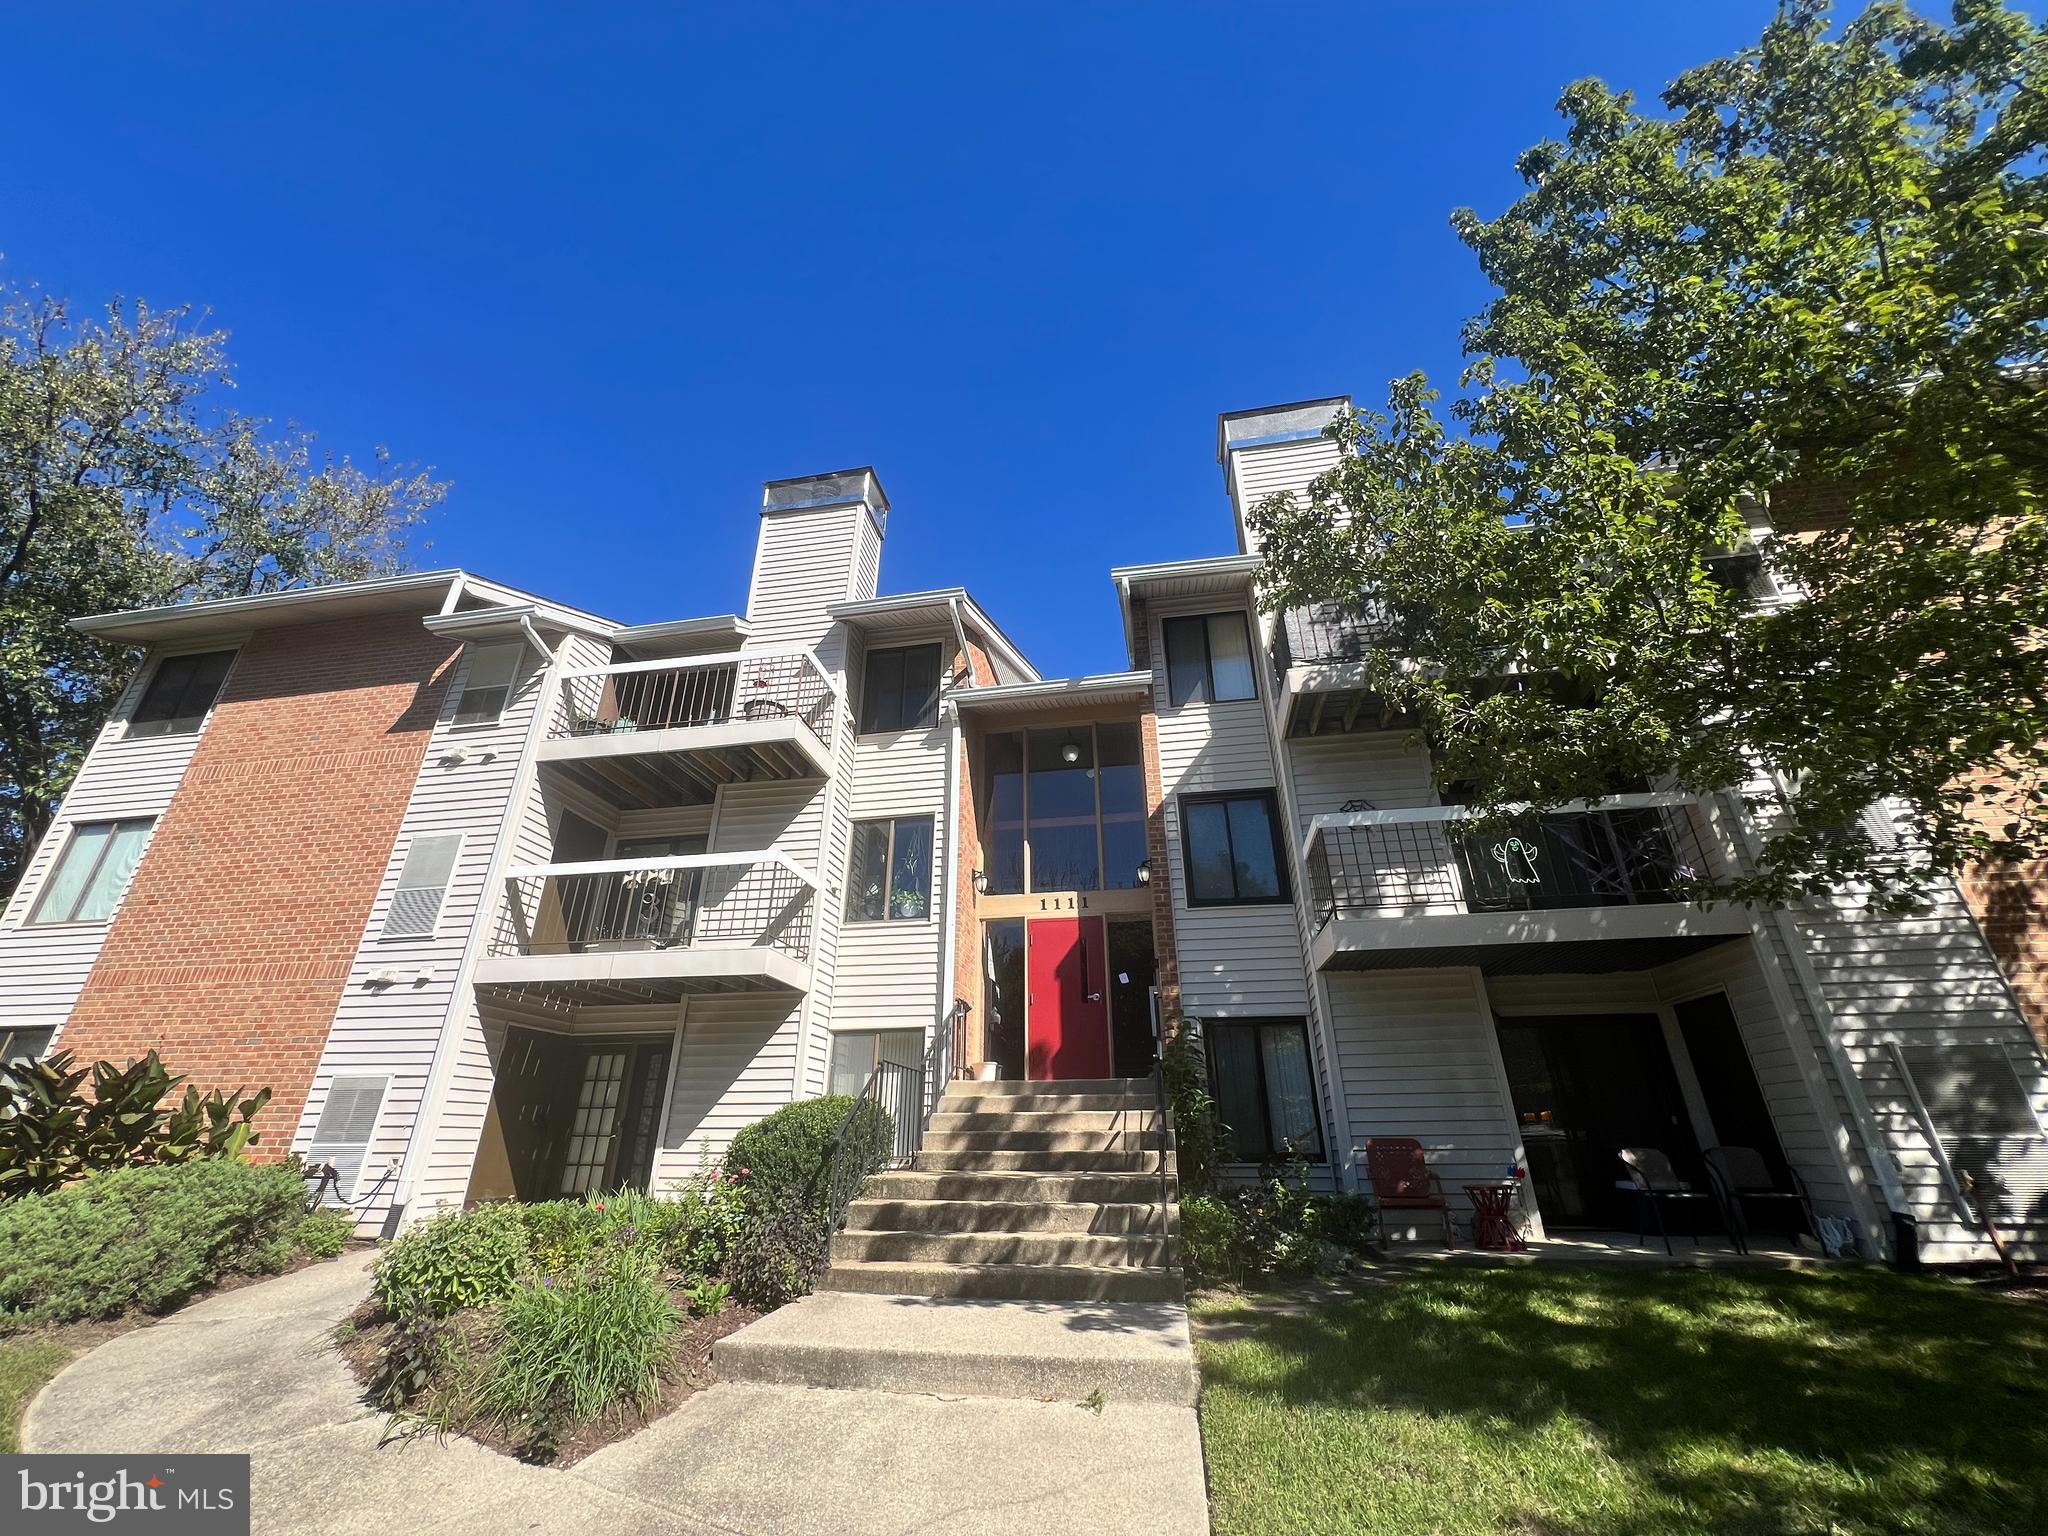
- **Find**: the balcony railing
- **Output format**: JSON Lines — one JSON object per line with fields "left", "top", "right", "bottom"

{"left": 493, "top": 852, "right": 816, "bottom": 960}
{"left": 1302, "top": 793, "right": 1712, "bottom": 930}
{"left": 551, "top": 648, "right": 836, "bottom": 751}
{"left": 1272, "top": 600, "right": 1401, "bottom": 673}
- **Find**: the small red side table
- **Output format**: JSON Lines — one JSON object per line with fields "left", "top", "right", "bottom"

{"left": 1463, "top": 1180, "right": 1529, "bottom": 1252}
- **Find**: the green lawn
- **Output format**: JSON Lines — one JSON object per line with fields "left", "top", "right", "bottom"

{"left": 0, "top": 1337, "right": 76, "bottom": 1453}
{"left": 1194, "top": 1268, "right": 2048, "bottom": 1536}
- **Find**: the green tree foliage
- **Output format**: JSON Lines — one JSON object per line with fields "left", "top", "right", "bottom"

{"left": 0, "top": 282, "right": 447, "bottom": 895}
{"left": 1251, "top": 1, "right": 2048, "bottom": 909}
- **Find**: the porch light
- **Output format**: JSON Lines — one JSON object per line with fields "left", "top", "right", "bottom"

{"left": 1136, "top": 859, "right": 1151, "bottom": 886}
{"left": 972, "top": 868, "right": 989, "bottom": 896}
{"left": 1060, "top": 736, "right": 1081, "bottom": 765}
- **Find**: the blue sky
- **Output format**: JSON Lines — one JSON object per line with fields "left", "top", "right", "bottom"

{"left": 7, "top": 3, "right": 1790, "bottom": 678}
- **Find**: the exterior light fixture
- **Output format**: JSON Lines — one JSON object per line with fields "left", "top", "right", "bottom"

{"left": 1060, "top": 736, "right": 1081, "bottom": 765}
{"left": 1136, "top": 859, "right": 1151, "bottom": 886}
{"left": 972, "top": 868, "right": 989, "bottom": 896}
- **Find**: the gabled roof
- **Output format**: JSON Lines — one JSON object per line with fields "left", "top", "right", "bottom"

{"left": 947, "top": 671, "right": 1152, "bottom": 715}
{"left": 1108, "top": 554, "right": 1262, "bottom": 666}
{"left": 827, "top": 589, "right": 1040, "bottom": 685}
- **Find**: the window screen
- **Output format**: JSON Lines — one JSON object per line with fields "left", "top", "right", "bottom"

{"left": 304, "top": 1075, "right": 388, "bottom": 1204}
{"left": 30, "top": 818, "right": 154, "bottom": 924}
{"left": 452, "top": 643, "right": 524, "bottom": 726}
{"left": 381, "top": 833, "right": 463, "bottom": 938}
{"left": 129, "top": 650, "right": 236, "bottom": 737}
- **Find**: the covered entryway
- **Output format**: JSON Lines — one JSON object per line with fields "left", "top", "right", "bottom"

{"left": 469, "top": 1026, "right": 674, "bottom": 1201}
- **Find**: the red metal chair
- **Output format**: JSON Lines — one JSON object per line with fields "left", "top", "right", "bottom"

{"left": 1365, "top": 1137, "right": 1453, "bottom": 1246}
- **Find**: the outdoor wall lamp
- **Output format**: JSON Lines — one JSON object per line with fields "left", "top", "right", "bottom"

{"left": 1136, "top": 859, "right": 1151, "bottom": 886}
{"left": 972, "top": 868, "right": 989, "bottom": 896}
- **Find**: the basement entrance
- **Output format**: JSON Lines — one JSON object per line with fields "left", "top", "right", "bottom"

{"left": 469, "top": 1027, "right": 673, "bottom": 1201}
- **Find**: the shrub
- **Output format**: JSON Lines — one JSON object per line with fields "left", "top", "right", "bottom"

{"left": 0, "top": 1050, "right": 270, "bottom": 1199}
{"left": 479, "top": 1243, "right": 681, "bottom": 1458}
{"left": 724, "top": 1096, "right": 891, "bottom": 1218}
{"left": 1179, "top": 1193, "right": 1248, "bottom": 1285}
{"left": 724, "top": 1205, "right": 829, "bottom": 1307}
{"left": 375, "top": 1204, "right": 530, "bottom": 1317}
{"left": 294, "top": 1208, "right": 356, "bottom": 1259}
{"left": 1161, "top": 1029, "right": 1225, "bottom": 1194}
{"left": 1308, "top": 1192, "right": 1378, "bottom": 1254}
{"left": 0, "top": 1158, "right": 308, "bottom": 1325}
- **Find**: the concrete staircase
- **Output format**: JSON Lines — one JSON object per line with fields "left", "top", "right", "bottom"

{"left": 820, "top": 1077, "right": 1183, "bottom": 1302}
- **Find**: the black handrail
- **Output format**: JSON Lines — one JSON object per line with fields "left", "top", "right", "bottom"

{"left": 1151, "top": 1057, "right": 1173, "bottom": 1232}
{"left": 819, "top": 1058, "right": 921, "bottom": 1237}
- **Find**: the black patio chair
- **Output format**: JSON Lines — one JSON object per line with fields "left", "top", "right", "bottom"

{"left": 1618, "top": 1147, "right": 1720, "bottom": 1255}
{"left": 1703, "top": 1145, "right": 1814, "bottom": 1255}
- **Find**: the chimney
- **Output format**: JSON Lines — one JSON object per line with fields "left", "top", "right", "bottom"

{"left": 1215, "top": 396, "right": 1350, "bottom": 555}
{"left": 744, "top": 467, "right": 890, "bottom": 649}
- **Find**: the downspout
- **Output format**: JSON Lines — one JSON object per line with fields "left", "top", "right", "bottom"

{"left": 1719, "top": 788, "right": 1913, "bottom": 1226}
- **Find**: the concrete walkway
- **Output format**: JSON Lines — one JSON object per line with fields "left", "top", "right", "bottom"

{"left": 24, "top": 1251, "right": 1210, "bottom": 1536}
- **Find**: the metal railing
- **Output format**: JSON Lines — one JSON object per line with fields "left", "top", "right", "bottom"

{"left": 492, "top": 852, "right": 817, "bottom": 960}
{"left": 821, "top": 1058, "right": 922, "bottom": 1236}
{"left": 1302, "top": 793, "right": 1713, "bottom": 929}
{"left": 1272, "top": 599, "right": 1401, "bottom": 673}
{"left": 552, "top": 647, "right": 837, "bottom": 751}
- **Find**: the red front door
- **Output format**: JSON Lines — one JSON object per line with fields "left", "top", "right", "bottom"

{"left": 1025, "top": 915, "right": 1112, "bottom": 1080}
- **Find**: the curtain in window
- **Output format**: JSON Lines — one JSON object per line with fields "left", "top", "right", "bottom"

{"left": 71, "top": 821, "right": 153, "bottom": 922}
{"left": 1260, "top": 1027, "right": 1319, "bottom": 1154}
{"left": 1208, "top": 1026, "right": 1268, "bottom": 1161}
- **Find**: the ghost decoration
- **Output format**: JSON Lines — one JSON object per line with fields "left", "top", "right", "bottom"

{"left": 1491, "top": 836, "right": 1542, "bottom": 885}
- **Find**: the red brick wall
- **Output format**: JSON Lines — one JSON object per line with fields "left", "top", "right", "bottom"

{"left": 1963, "top": 859, "right": 2048, "bottom": 1049}
{"left": 58, "top": 613, "right": 460, "bottom": 1156}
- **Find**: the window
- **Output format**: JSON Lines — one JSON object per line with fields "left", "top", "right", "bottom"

{"left": 848, "top": 817, "right": 934, "bottom": 921}
{"left": 829, "top": 1029, "right": 922, "bottom": 1097}
{"left": 30, "top": 818, "right": 154, "bottom": 924}
{"left": 1206, "top": 1021, "right": 1324, "bottom": 1161}
{"left": 1181, "top": 791, "right": 1289, "bottom": 905}
{"left": 1162, "top": 613, "right": 1255, "bottom": 707}
{"left": 381, "top": 833, "right": 463, "bottom": 938}
{"left": 452, "top": 643, "right": 525, "bottom": 726}
{"left": 304, "top": 1075, "right": 388, "bottom": 1204}
{"left": 2, "top": 1026, "right": 54, "bottom": 1068}
{"left": 979, "top": 722, "right": 1148, "bottom": 895}
{"left": 859, "top": 643, "right": 942, "bottom": 733}
{"left": 128, "top": 649, "right": 235, "bottom": 737}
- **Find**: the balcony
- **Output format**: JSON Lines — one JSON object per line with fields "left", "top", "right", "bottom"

{"left": 1301, "top": 794, "right": 1752, "bottom": 974}
{"left": 1269, "top": 601, "right": 1410, "bottom": 737}
{"left": 473, "top": 852, "right": 816, "bottom": 1002}
{"left": 538, "top": 649, "right": 837, "bottom": 805}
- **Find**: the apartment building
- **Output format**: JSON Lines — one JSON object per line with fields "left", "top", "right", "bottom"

{"left": 3, "top": 408, "right": 2045, "bottom": 1268}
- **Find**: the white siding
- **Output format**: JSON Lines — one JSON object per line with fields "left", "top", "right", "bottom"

{"left": 1324, "top": 968, "right": 1521, "bottom": 1233}
{"left": 652, "top": 990, "right": 802, "bottom": 1182}
{"left": 0, "top": 651, "right": 221, "bottom": 1038}
{"left": 746, "top": 504, "right": 861, "bottom": 659}
{"left": 1151, "top": 596, "right": 1313, "bottom": 1022}
{"left": 398, "top": 632, "right": 615, "bottom": 1223}
{"left": 293, "top": 634, "right": 573, "bottom": 1231}
{"left": 834, "top": 714, "right": 949, "bottom": 1032}
{"left": 1227, "top": 435, "right": 1343, "bottom": 556}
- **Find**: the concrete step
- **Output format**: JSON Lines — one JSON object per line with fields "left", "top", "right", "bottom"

{"left": 711, "top": 1290, "right": 1200, "bottom": 1406}
{"left": 927, "top": 1109, "right": 1161, "bottom": 1134}
{"left": 912, "top": 1148, "right": 1161, "bottom": 1174}
{"left": 920, "top": 1129, "right": 1167, "bottom": 1154}
{"left": 861, "top": 1169, "right": 1176, "bottom": 1204}
{"left": 936, "top": 1091, "right": 1151, "bottom": 1114}
{"left": 846, "top": 1198, "right": 1175, "bottom": 1235}
{"left": 940, "top": 1077, "right": 1143, "bottom": 1100}
{"left": 831, "top": 1229, "right": 1177, "bottom": 1267}
{"left": 819, "top": 1259, "right": 1184, "bottom": 1303}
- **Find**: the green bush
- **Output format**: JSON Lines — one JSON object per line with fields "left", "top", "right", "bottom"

{"left": 1308, "top": 1192, "right": 1378, "bottom": 1253}
{"left": 374, "top": 1204, "right": 530, "bottom": 1317}
{"left": 724, "top": 1096, "right": 892, "bottom": 1218}
{"left": 293, "top": 1208, "right": 356, "bottom": 1259}
{"left": 479, "top": 1243, "right": 681, "bottom": 1458}
{"left": 724, "top": 1205, "right": 829, "bottom": 1307}
{"left": 0, "top": 1158, "right": 308, "bottom": 1325}
{"left": 1178, "top": 1193, "right": 1247, "bottom": 1285}
{"left": 1162, "top": 1029, "right": 1225, "bottom": 1193}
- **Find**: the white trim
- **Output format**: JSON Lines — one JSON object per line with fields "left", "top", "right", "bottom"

{"left": 501, "top": 850, "right": 818, "bottom": 886}
{"left": 558, "top": 643, "right": 831, "bottom": 682}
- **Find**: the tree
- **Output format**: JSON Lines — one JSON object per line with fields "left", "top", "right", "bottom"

{"left": 1251, "top": 0, "right": 2048, "bottom": 911}
{"left": 1, "top": 283, "right": 447, "bottom": 896}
